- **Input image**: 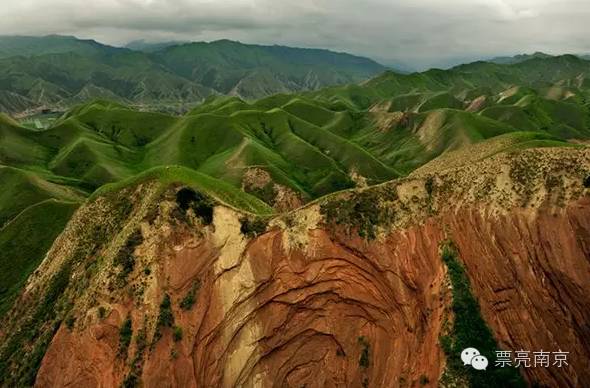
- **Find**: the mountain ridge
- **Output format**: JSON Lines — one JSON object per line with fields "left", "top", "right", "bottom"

{"left": 0, "top": 35, "right": 387, "bottom": 114}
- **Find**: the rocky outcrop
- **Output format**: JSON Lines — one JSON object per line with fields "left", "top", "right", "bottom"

{"left": 1, "top": 148, "right": 589, "bottom": 387}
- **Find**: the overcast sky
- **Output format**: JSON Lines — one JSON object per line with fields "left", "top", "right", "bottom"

{"left": 0, "top": 0, "right": 589, "bottom": 70}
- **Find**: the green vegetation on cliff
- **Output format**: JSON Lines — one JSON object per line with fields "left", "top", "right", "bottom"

{"left": 439, "top": 242, "right": 525, "bottom": 388}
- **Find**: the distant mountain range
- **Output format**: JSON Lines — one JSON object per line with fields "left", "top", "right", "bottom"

{"left": 3, "top": 35, "right": 590, "bottom": 116}
{"left": 489, "top": 51, "right": 554, "bottom": 65}
{"left": 0, "top": 35, "right": 386, "bottom": 114}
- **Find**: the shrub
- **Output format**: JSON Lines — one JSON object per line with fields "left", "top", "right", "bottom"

{"left": 98, "top": 306, "right": 106, "bottom": 319}
{"left": 357, "top": 336, "right": 370, "bottom": 369}
{"left": 124, "top": 326, "right": 147, "bottom": 388}
{"left": 114, "top": 230, "right": 143, "bottom": 284}
{"left": 65, "top": 315, "right": 76, "bottom": 330}
{"left": 173, "top": 326, "right": 183, "bottom": 342}
{"left": 419, "top": 375, "right": 430, "bottom": 385}
{"left": 246, "top": 182, "right": 277, "bottom": 205}
{"left": 425, "top": 176, "right": 434, "bottom": 196}
{"left": 180, "top": 280, "right": 201, "bottom": 310}
{"left": 320, "top": 191, "right": 384, "bottom": 239}
{"left": 157, "top": 294, "right": 174, "bottom": 328}
{"left": 175, "top": 188, "right": 214, "bottom": 225}
{"left": 122, "top": 373, "right": 138, "bottom": 388}
{"left": 153, "top": 293, "right": 174, "bottom": 344}
{"left": 584, "top": 175, "right": 590, "bottom": 188}
{"left": 239, "top": 217, "right": 268, "bottom": 238}
{"left": 118, "top": 316, "right": 133, "bottom": 358}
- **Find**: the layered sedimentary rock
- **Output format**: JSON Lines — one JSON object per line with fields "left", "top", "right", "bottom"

{"left": 1, "top": 148, "right": 589, "bottom": 387}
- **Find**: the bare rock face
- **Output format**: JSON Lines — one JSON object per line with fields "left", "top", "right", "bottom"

{"left": 1, "top": 148, "right": 589, "bottom": 387}
{"left": 36, "top": 208, "right": 451, "bottom": 388}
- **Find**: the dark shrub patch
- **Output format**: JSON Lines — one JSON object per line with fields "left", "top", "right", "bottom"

{"left": 584, "top": 175, "right": 590, "bottom": 188}
{"left": 239, "top": 217, "right": 268, "bottom": 238}
{"left": 358, "top": 336, "right": 370, "bottom": 369}
{"left": 175, "top": 188, "right": 214, "bottom": 225}
{"left": 118, "top": 316, "right": 133, "bottom": 358}
{"left": 180, "top": 280, "right": 201, "bottom": 310}
{"left": 122, "top": 373, "right": 138, "bottom": 388}
{"left": 173, "top": 326, "right": 183, "bottom": 342}
{"left": 65, "top": 315, "right": 76, "bottom": 330}
{"left": 419, "top": 375, "right": 430, "bottom": 385}
{"left": 114, "top": 230, "right": 143, "bottom": 285}
{"left": 176, "top": 188, "right": 197, "bottom": 210}
{"left": 425, "top": 176, "right": 434, "bottom": 196}
{"left": 246, "top": 182, "right": 277, "bottom": 205}
{"left": 158, "top": 294, "right": 174, "bottom": 328}
{"left": 153, "top": 293, "right": 174, "bottom": 344}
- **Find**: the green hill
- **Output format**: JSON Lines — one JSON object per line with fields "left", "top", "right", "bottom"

{"left": 0, "top": 35, "right": 115, "bottom": 59}
{"left": 152, "top": 40, "right": 386, "bottom": 97}
{"left": 0, "top": 199, "right": 78, "bottom": 316}
{"left": 0, "top": 36, "right": 386, "bottom": 114}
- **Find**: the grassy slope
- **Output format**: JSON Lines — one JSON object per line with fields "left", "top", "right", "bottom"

{"left": 91, "top": 165, "right": 273, "bottom": 215}
{"left": 0, "top": 199, "right": 79, "bottom": 316}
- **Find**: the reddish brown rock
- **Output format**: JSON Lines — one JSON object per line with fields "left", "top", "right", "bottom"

{"left": 33, "top": 197, "right": 590, "bottom": 387}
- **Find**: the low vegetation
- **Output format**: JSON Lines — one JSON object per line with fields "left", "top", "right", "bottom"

{"left": 239, "top": 216, "right": 268, "bottom": 238}
{"left": 173, "top": 326, "right": 183, "bottom": 342}
{"left": 118, "top": 316, "right": 133, "bottom": 358}
{"left": 114, "top": 230, "right": 143, "bottom": 286}
{"left": 0, "top": 200, "right": 78, "bottom": 317}
{"left": 357, "top": 336, "right": 370, "bottom": 369}
{"left": 320, "top": 190, "right": 391, "bottom": 239}
{"left": 439, "top": 241, "right": 525, "bottom": 387}
{"left": 180, "top": 280, "right": 201, "bottom": 310}
{"left": 175, "top": 188, "right": 214, "bottom": 225}
{"left": 123, "top": 325, "right": 148, "bottom": 388}
{"left": 154, "top": 293, "right": 174, "bottom": 344}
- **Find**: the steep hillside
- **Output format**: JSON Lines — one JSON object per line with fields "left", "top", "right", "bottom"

{"left": 0, "top": 147, "right": 588, "bottom": 387}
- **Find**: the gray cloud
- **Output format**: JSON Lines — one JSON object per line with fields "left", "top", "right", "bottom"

{"left": 1, "top": 0, "right": 589, "bottom": 70}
